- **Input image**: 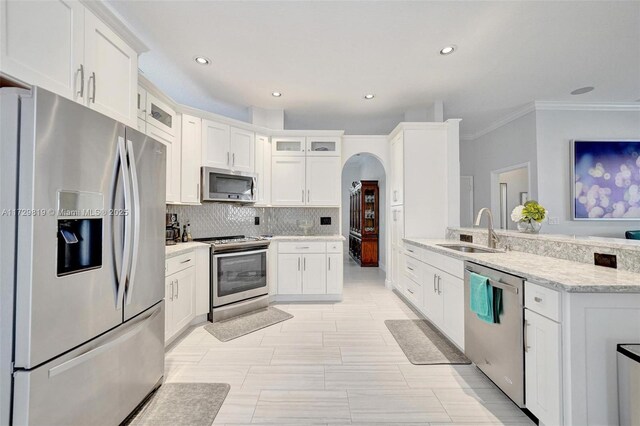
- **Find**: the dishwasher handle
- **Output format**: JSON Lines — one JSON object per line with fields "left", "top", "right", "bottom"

{"left": 487, "top": 278, "right": 519, "bottom": 294}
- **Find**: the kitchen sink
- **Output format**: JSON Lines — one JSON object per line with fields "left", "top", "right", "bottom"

{"left": 436, "top": 244, "right": 503, "bottom": 254}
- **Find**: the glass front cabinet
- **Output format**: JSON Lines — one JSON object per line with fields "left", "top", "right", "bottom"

{"left": 349, "top": 180, "right": 379, "bottom": 267}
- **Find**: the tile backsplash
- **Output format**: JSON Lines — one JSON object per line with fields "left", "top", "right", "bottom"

{"left": 167, "top": 203, "right": 339, "bottom": 239}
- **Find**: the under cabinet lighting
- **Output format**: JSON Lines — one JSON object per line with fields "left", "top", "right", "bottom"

{"left": 272, "top": 92, "right": 282, "bottom": 97}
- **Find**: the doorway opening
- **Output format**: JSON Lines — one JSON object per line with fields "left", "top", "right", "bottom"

{"left": 341, "top": 153, "right": 386, "bottom": 272}
{"left": 491, "top": 163, "right": 531, "bottom": 230}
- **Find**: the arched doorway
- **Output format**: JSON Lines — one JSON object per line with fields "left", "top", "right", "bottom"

{"left": 341, "top": 153, "right": 387, "bottom": 273}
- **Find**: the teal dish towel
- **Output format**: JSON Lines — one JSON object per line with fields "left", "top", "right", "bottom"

{"left": 469, "top": 273, "right": 491, "bottom": 317}
{"left": 470, "top": 272, "right": 496, "bottom": 324}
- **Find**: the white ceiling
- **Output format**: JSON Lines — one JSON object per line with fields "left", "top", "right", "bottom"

{"left": 109, "top": 0, "right": 640, "bottom": 136}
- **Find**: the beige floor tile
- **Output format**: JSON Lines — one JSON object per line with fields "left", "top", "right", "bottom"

{"left": 199, "top": 347, "right": 274, "bottom": 365}
{"left": 347, "top": 389, "right": 451, "bottom": 423}
{"left": 340, "top": 345, "right": 410, "bottom": 365}
{"left": 242, "top": 366, "right": 325, "bottom": 391}
{"left": 321, "top": 311, "right": 374, "bottom": 320}
{"left": 325, "top": 365, "right": 408, "bottom": 389}
{"left": 211, "top": 391, "right": 260, "bottom": 424}
{"left": 167, "top": 364, "right": 249, "bottom": 386}
{"left": 280, "top": 320, "right": 337, "bottom": 332}
{"left": 271, "top": 346, "right": 342, "bottom": 365}
{"left": 261, "top": 332, "right": 324, "bottom": 347}
{"left": 252, "top": 390, "right": 350, "bottom": 424}
{"left": 323, "top": 331, "right": 387, "bottom": 347}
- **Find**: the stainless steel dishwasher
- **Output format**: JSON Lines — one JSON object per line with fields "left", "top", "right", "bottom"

{"left": 464, "top": 262, "right": 525, "bottom": 407}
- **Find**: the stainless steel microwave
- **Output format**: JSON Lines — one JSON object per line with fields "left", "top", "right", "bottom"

{"left": 201, "top": 167, "right": 257, "bottom": 203}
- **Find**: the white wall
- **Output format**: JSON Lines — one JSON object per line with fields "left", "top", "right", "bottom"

{"left": 536, "top": 109, "right": 640, "bottom": 237}
{"left": 460, "top": 111, "right": 538, "bottom": 220}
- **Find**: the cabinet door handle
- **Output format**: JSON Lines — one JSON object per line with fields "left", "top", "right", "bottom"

{"left": 307, "top": 189, "right": 310, "bottom": 203}
{"left": 180, "top": 258, "right": 191, "bottom": 264}
{"left": 88, "top": 72, "right": 96, "bottom": 103}
{"left": 534, "top": 296, "right": 542, "bottom": 303}
{"left": 328, "top": 257, "right": 331, "bottom": 271}
{"left": 298, "top": 257, "right": 300, "bottom": 271}
{"left": 433, "top": 275, "right": 437, "bottom": 293}
{"left": 232, "top": 153, "right": 235, "bottom": 166}
{"left": 407, "top": 266, "right": 414, "bottom": 271}
{"left": 524, "top": 320, "right": 530, "bottom": 352}
{"left": 175, "top": 279, "right": 179, "bottom": 299}
{"left": 77, "top": 64, "right": 85, "bottom": 97}
{"left": 227, "top": 152, "right": 230, "bottom": 165}
{"left": 169, "top": 281, "right": 174, "bottom": 301}
{"left": 407, "top": 288, "right": 414, "bottom": 295}
{"left": 437, "top": 276, "right": 442, "bottom": 295}
{"left": 302, "top": 189, "right": 304, "bottom": 203}
{"left": 304, "top": 257, "right": 306, "bottom": 271}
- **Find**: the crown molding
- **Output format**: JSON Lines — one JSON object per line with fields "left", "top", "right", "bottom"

{"left": 81, "top": 1, "right": 149, "bottom": 54}
{"left": 460, "top": 103, "right": 535, "bottom": 141}
{"left": 461, "top": 101, "right": 640, "bottom": 141}
{"left": 534, "top": 101, "right": 640, "bottom": 112}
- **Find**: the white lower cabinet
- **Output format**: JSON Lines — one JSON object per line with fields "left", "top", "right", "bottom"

{"left": 165, "top": 266, "right": 195, "bottom": 343}
{"left": 400, "top": 244, "right": 465, "bottom": 350}
{"left": 277, "top": 253, "right": 303, "bottom": 295}
{"left": 164, "top": 247, "right": 209, "bottom": 344}
{"left": 302, "top": 254, "right": 326, "bottom": 294}
{"left": 326, "top": 253, "right": 343, "bottom": 294}
{"left": 525, "top": 308, "right": 562, "bottom": 426}
{"left": 275, "top": 241, "right": 343, "bottom": 299}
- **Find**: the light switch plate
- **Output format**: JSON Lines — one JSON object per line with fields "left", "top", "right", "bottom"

{"left": 548, "top": 217, "right": 560, "bottom": 225}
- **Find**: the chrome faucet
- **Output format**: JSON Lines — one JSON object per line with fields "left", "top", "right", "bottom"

{"left": 474, "top": 208, "right": 500, "bottom": 249}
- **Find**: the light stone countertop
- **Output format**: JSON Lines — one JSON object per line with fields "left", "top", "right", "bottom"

{"left": 403, "top": 238, "right": 640, "bottom": 293}
{"left": 165, "top": 241, "right": 210, "bottom": 258}
{"left": 267, "top": 235, "right": 346, "bottom": 241}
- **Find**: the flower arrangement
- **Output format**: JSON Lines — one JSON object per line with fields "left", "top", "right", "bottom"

{"left": 511, "top": 200, "right": 547, "bottom": 233}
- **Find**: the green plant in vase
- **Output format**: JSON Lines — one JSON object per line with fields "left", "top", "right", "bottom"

{"left": 511, "top": 200, "right": 547, "bottom": 233}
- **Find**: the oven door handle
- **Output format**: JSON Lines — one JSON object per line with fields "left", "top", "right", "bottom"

{"left": 213, "top": 249, "right": 269, "bottom": 259}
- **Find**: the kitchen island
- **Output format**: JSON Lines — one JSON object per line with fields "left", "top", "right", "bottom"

{"left": 400, "top": 237, "right": 640, "bottom": 426}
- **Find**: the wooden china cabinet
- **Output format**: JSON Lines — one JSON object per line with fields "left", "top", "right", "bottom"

{"left": 349, "top": 180, "right": 379, "bottom": 267}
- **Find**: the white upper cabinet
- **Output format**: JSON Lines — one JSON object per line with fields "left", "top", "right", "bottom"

{"left": 1, "top": 1, "right": 139, "bottom": 126}
{"left": 202, "top": 119, "right": 231, "bottom": 169}
{"left": 83, "top": 10, "right": 137, "bottom": 126}
{"left": 137, "top": 86, "right": 147, "bottom": 119}
{"left": 145, "top": 92, "right": 177, "bottom": 136}
{"left": 1, "top": 0, "right": 85, "bottom": 103}
{"left": 181, "top": 114, "right": 202, "bottom": 204}
{"left": 146, "top": 124, "right": 180, "bottom": 203}
{"left": 390, "top": 133, "right": 404, "bottom": 206}
{"left": 306, "top": 156, "right": 340, "bottom": 206}
{"left": 255, "top": 134, "right": 272, "bottom": 205}
{"left": 306, "top": 137, "right": 341, "bottom": 156}
{"left": 271, "top": 156, "right": 306, "bottom": 206}
{"left": 201, "top": 120, "right": 254, "bottom": 173}
{"left": 230, "top": 127, "right": 255, "bottom": 173}
{"left": 272, "top": 137, "right": 306, "bottom": 156}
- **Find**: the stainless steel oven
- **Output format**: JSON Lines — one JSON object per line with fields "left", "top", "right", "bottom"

{"left": 212, "top": 248, "right": 268, "bottom": 307}
{"left": 202, "top": 167, "right": 256, "bottom": 203}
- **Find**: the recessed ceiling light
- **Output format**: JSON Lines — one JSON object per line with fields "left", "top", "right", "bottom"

{"left": 194, "top": 56, "right": 210, "bottom": 65}
{"left": 571, "top": 86, "right": 594, "bottom": 95}
{"left": 364, "top": 94, "right": 375, "bottom": 100}
{"left": 271, "top": 92, "right": 282, "bottom": 97}
{"left": 439, "top": 45, "right": 456, "bottom": 55}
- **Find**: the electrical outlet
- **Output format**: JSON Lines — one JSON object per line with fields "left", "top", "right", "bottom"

{"left": 548, "top": 217, "right": 560, "bottom": 225}
{"left": 460, "top": 234, "right": 473, "bottom": 243}
{"left": 320, "top": 217, "right": 331, "bottom": 225}
{"left": 254, "top": 216, "right": 260, "bottom": 225}
{"left": 594, "top": 253, "right": 617, "bottom": 269}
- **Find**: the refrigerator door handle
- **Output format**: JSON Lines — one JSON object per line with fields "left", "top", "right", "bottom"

{"left": 117, "top": 137, "right": 133, "bottom": 309}
{"left": 125, "top": 139, "right": 141, "bottom": 305}
{"left": 47, "top": 305, "right": 161, "bottom": 378}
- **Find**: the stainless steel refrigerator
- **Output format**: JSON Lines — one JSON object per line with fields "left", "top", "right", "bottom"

{"left": 0, "top": 87, "right": 166, "bottom": 425}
